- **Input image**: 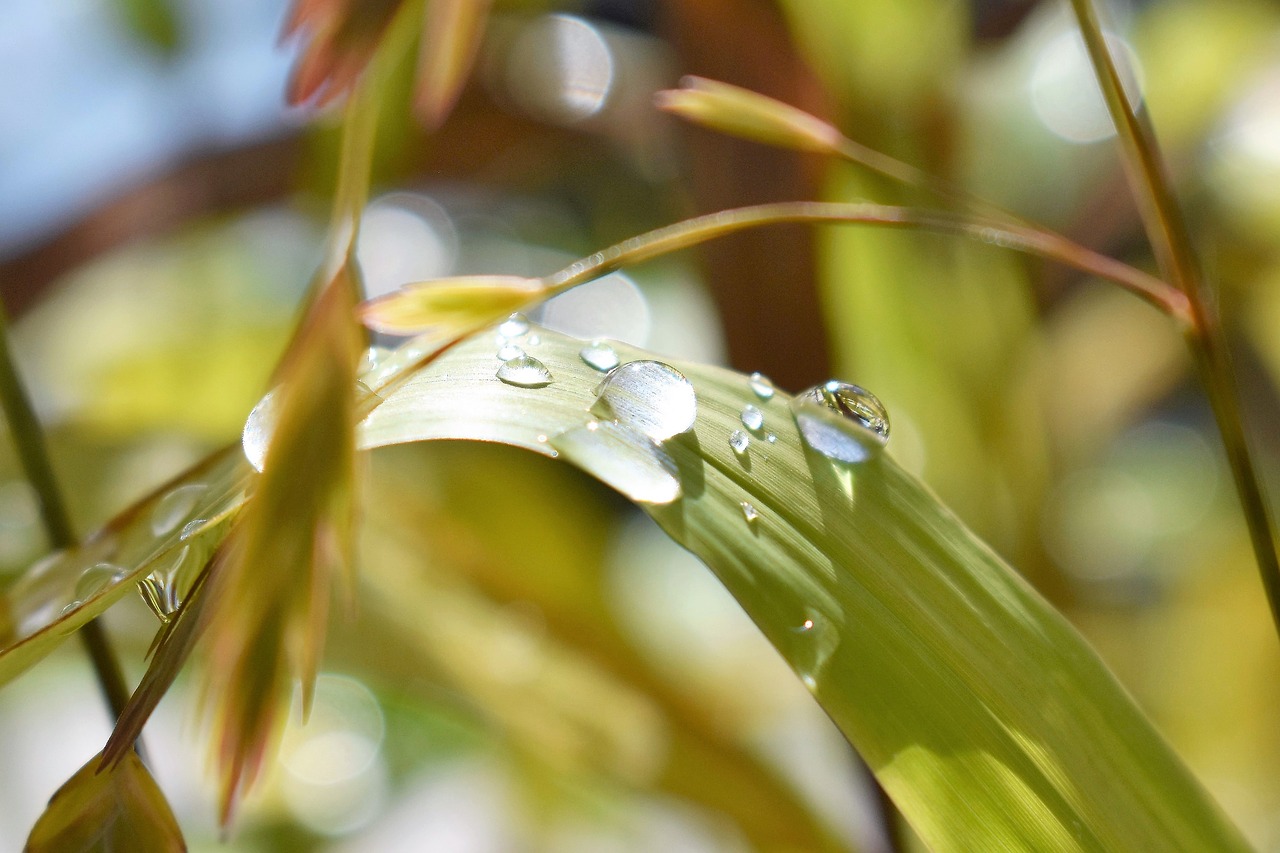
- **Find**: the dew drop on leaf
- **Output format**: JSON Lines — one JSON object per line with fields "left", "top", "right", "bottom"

{"left": 496, "top": 355, "right": 553, "bottom": 388}
{"left": 242, "top": 388, "right": 278, "bottom": 473}
{"left": 729, "top": 429, "right": 750, "bottom": 457}
{"left": 74, "top": 562, "right": 127, "bottom": 601}
{"left": 137, "top": 546, "right": 190, "bottom": 623}
{"left": 149, "top": 484, "right": 208, "bottom": 537}
{"left": 498, "top": 312, "right": 530, "bottom": 338}
{"left": 496, "top": 343, "right": 525, "bottom": 361}
{"left": 550, "top": 421, "right": 682, "bottom": 505}
{"left": 740, "top": 404, "right": 764, "bottom": 431}
{"left": 591, "top": 361, "right": 696, "bottom": 441}
{"left": 790, "top": 380, "right": 890, "bottom": 464}
{"left": 740, "top": 501, "right": 760, "bottom": 526}
{"left": 579, "top": 340, "right": 620, "bottom": 372}
{"left": 748, "top": 372, "right": 775, "bottom": 400}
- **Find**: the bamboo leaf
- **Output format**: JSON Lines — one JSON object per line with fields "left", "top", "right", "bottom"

{"left": 655, "top": 76, "right": 842, "bottom": 153}
{"left": 360, "top": 275, "right": 544, "bottom": 336}
{"left": 358, "top": 327, "right": 1250, "bottom": 852}
{"left": 25, "top": 750, "right": 185, "bottom": 852}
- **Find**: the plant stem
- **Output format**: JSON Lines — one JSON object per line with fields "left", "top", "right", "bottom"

{"left": 0, "top": 301, "right": 131, "bottom": 721}
{"left": 1069, "top": 0, "right": 1280, "bottom": 639}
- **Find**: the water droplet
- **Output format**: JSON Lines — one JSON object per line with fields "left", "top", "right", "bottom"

{"left": 496, "top": 355, "right": 553, "bottom": 388}
{"left": 740, "top": 404, "right": 764, "bottom": 432}
{"left": 749, "top": 372, "right": 775, "bottom": 400}
{"left": 579, "top": 340, "right": 620, "bottom": 372}
{"left": 74, "top": 562, "right": 127, "bottom": 600}
{"left": 740, "top": 501, "right": 760, "bottom": 525}
{"left": 527, "top": 334, "right": 541, "bottom": 346}
{"left": 60, "top": 601, "right": 82, "bottom": 617}
{"left": 550, "top": 421, "right": 682, "bottom": 504}
{"left": 766, "top": 432, "right": 777, "bottom": 444}
{"left": 179, "top": 519, "right": 205, "bottom": 540}
{"left": 791, "top": 610, "right": 839, "bottom": 693}
{"left": 791, "top": 381, "right": 889, "bottom": 464}
{"left": 496, "top": 343, "right": 525, "bottom": 361}
{"left": 498, "top": 313, "right": 529, "bottom": 338}
{"left": 358, "top": 346, "right": 392, "bottom": 376}
{"left": 243, "top": 388, "right": 278, "bottom": 473}
{"left": 149, "top": 483, "right": 207, "bottom": 537}
{"left": 138, "top": 546, "right": 190, "bottom": 623}
{"left": 729, "top": 429, "right": 750, "bottom": 457}
{"left": 591, "top": 361, "right": 696, "bottom": 441}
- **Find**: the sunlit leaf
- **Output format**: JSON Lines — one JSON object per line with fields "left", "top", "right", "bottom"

{"left": 0, "top": 449, "right": 250, "bottom": 689}
{"left": 655, "top": 76, "right": 842, "bottom": 153}
{"left": 25, "top": 750, "right": 184, "bottom": 852}
{"left": 360, "top": 275, "right": 544, "bottom": 336}
{"left": 358, "top": 326, "right": 1250, "bottom": 852}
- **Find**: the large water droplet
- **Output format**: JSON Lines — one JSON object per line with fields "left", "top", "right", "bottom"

{"left": 740, "top": 404, "right": 764, "bottom": 432}
{"left": 496, "top": 355, "right": 553, "bottom": 388}
{"left": 498, "top": 313, "right": 530, "bottom": 338}
{"left": 729, "top": 429, "right": 750, "bottom": 457}
{"left": 579, "top": 340, "right": 620, "bottom": 372}
{"left": 591, "top": 361, "right": 696, "bottom": 441}
{"left": 550, "top": 421, "right": 682, "bottom": 504}
{"left": 790, "top": 381, "right": 889, "bottom": 464}
{"left": 243, "top": 388, "right": 278, "bottom": 473}
{"left": 74, "top": 562, "right": 127, "bottom": 600}
{"left": 749, "top": 372, "right": 775, "bottom": 400}
{"left": 149, "top": 484, "right": 207, "bottom": 537}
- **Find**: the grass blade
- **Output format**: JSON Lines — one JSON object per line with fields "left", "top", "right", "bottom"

{"left": 359, "top": 326, "right": 1250, "bottom": 852}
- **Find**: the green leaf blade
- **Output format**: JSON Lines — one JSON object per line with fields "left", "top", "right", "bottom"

{"left": 362, "top": 327, "right": 1250, "bottom": 852}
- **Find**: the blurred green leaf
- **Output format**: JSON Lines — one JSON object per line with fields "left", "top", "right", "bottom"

{"left": 360, "top": 326, "right": 1250, "bottom": 851}
{"left": 25, "top": 750, "right": 185, "bottom": 852}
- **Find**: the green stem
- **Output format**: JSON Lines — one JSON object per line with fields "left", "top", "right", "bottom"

{"left": 1069, "top": 0, "right": 1280, "bottom": 640}
{"left": 0, "top": 302, "right": 132, "bottom": 722}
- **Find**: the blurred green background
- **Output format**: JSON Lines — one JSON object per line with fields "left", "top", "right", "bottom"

{"left": 3, "top": 0, "right": 1280, "bottom": 849}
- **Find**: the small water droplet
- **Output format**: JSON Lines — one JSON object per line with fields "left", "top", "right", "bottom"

{"left": 179, "top": 519, "right": 205, "bottom": 540}
{"left": 496, "top": 343, "right": 525, "bottom": 361}
{"left": 749, "top": 372, "right": 775, "bottom": 400}
{"left": 791, "top": 381, "right": 890, "bottom": 464}
{"left": 149, "top": 483, "right": 207, "bottom": 537}
{"left": 242, "top": 388, "right": 278, "bottom": 473}
{"left": 496, "top": 355, "right": 553, "bottom": 388}
{"left": 791, "top": 610, "right": 839, "bottom": 693}
{"left": 740, "top": 501, "right": 760, "bottom": 525}
{"left": 551, "top": 421, "right": 682, "bottom": 504}
{"left": 138, "top": 546, "right": 190, "bottom": 623}
{"left": 579, "top": 340, "right": 620, "bottom": 372}
{"left": 527, "top": 334, "right": 541, "bottom": 346}
{"left": 729, "top": 429, "right": 750, "bottom": 457}
{"left": 766, "top": 432, "right": 777, "bottom": 444}
{"left": 358, "top": 346, "right": 392, "bottom": 376}
{"left": 498, "top": 313, "right": 529, "bottom": 338}
{"left": 591, "top": 361, "right": 696, "bottom": 441}
{"left": 60, "top": 601, "right": 82, "bottom": 617}
{"left": 740, "top": 404, "right": 764, "bottom": 432}
{"left": 74, "top": 562, "right": 127, "bottom": 600}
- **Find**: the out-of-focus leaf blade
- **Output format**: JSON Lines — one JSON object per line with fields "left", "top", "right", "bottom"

{"left": 415, "top": 0, "right": 492, "bottom": 129}
{"left": 360, "top": 275, "right": 543, "bottom": 335}
{"left": 25, "top": 750, "right": 185, "bottom": 852}
{"left": 359, "top": 327, "right": 1250, "bottom": 852}
{"left": 0, "top": 449, "right": 251, "bottom": 688}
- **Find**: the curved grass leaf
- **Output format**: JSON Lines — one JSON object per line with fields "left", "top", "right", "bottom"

{"left": 0, "top": 449, "right": 251, "bottom": 688}
{"left": 360, "top": 327, "right": 1250, "bottom": 852}
{"left": 25, "top": 749, "right": 185, "bottom": 852}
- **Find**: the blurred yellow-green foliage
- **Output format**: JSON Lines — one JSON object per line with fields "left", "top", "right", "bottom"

{"left": 4, "top": 0, "right": 1280, "bottom": 849}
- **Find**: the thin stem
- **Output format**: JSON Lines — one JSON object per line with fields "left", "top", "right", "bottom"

{"left": 543, "top": 201, "right": 1191, "bottom": 324}
{"left": 0, "top": 302, "right": 132, "bottom": 722}
{"left": 1069, "top": 0, "right": 1280, "bottom": 639}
